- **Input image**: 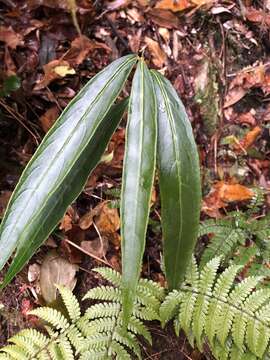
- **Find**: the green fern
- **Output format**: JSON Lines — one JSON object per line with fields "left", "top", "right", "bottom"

{"left": 199, "top": 209, "right": 270, "bottom": 274}
{"left": 0, "top": 268, "right": 164, "bottom": 360}
{"left": 160, "top": 256, "right": 270, "bottom": 359}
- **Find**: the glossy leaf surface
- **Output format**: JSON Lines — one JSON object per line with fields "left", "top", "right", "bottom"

{"left": 151, "top": 70, "right": 201, "bottom": 290}
{"left": 121, "top": 60, "right": 157, "bottom": 322}
{"left": 0, "top": 54, "right": 137, "bottom": 288}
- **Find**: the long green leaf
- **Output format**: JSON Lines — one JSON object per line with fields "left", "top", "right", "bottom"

{"left": 121, "top": 60, "right": 157, "bottom": 323}
{"left": 151, "top": 70, "right": 201, "bottom": 290}
{"left": 0, "top": 55, "right": 137, "bottom": 288}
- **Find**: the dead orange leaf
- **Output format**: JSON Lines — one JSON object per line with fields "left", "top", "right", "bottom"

{"left": 155, "top": 0, "right": 211, "bottom": 12}
{"left": 95, "top": 203, "right": 120, "bottom": 235}
{"left": 145, "top": 37, "right": 166, "bottom": 68}
{"left": 39, "top": 106, "right": 60, "bottom": 132}
{"left": 155, "top": 0, "right": 191, "bottom": 12}
{"left": 234, "top": 126, "right": 262, "bottom": 153}
{"left": 203, "top": 181, "right": 254, "bottom": 218}
{"left": 79, "top": 201, "right": 120, "bottom": 235}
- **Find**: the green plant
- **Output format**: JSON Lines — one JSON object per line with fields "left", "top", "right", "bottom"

{"left": 0, "top": 267, "right": 164, "bottom": 360}
{"left": 3, "top": 257, "right": 270, "bottom": 360}
{"left": 160, "top": 256, "right": 270, "bottom": 360}
{"left": 0, "top": 55, "right": 201, "bottom": 322}
{"left": 199, "top": 195, "right": 270, "bottom": 274}
{"left": 0, "top": 75, "right": 21, "bottom": 97}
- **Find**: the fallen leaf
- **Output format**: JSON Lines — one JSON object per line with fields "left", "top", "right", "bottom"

{"left": 40, "top": 251, "right": 78, "bottom": 304}
{"left": 224, "top": 64, "right": 267, "bottom": 108}
{"left": 203, "top": 181, "right": 254, "bottom": 218}
{"left": 145, "top": 37, "right": 166, "bottom": 67}
{"left": 79, "top": 201, "right": 120, "bottom": 237}
{"left": 54, "top": 65, "right": 75, "bottom": 77}
{"left": 81, "top": 237, "right": 109, "bottom": 258}
{"left": 59, "top": 214, "right": 73, "bottom": 232}
{"left": 155, "top": 0, "right": 192, "bottom": 12}
{"left": 63, "top": 35, "right": 110, "bottom": 66}
{"left": 34, "top": 60, "right": 75, "bottom": 90}
{"left": 59, "top": 206, "right": 76, "bottom": 232}
{"left": 234, "top": 126, "right": 262, "bottom": 153}
{"left": 155, "top": 0, "right": 211, "bottom": 11}
{"left": 95, "top": 203, "right": 120, "bottom": 235}
{"left": 0, "top": 26, "right": 24, "bottom": 49}
{"left": 245, "top": 7, "right": 270, "bottom": 26}
{"left": 146, "top": 8, "right": 180, "bottom": 29}
{"left": 39, "top": 106, "right": 60, "bottom": 132}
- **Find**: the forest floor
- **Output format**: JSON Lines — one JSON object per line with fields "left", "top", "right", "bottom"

{"left": 0, "top": 0, "right": 270, "bottom": 358}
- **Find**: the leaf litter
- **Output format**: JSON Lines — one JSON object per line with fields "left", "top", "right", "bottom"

{"left": 1, "top": 0, "right": 270, "bottom": 358}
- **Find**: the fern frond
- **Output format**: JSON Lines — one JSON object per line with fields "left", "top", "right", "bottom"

{"left": 0, "top": 267, "right": 163, "bottom": 359}
{"left": 55, "top": 285, "right": 81, "bottom": 322}
{"left": 29, "top": 307, "right": 69, "bottom": 331}
{"left": 199, "top": 217, "right": 246, "bottom": 266}
{"left": 85, "top": 302, "right": 121, "bottom": 320}
{"left": 162, "top": 257, "right": 270, "bottom": 359}
{"left": 192, "top": 257, "right": 221, "bottom": 350}
{"left": 160, "top": 290, "right": 181, "bottom": 327}
{"left": 83, "top": 286, "right": 122, "bottom": 302}
{"left": 93, "top": 267, "right": 122, "bottom": 288}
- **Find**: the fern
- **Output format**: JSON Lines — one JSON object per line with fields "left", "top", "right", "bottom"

{"left": 0, "top": 268, "right": 164, "bottom": 360}
{"left": 160, "top": 256, "right": 270, "bottom": 359}
{"left": 199, "top": 209, "right": 270, "bottom": 274}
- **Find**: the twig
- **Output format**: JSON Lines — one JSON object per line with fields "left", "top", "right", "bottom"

{"left": 0, "top": 99, "right": 40, "bottom": 145}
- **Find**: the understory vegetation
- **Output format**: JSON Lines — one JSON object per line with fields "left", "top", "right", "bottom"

{"left": 1, "top": 1, "right": 270, "bottom": 359}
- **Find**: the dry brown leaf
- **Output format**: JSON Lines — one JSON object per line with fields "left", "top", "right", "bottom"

{"left": 79, "top": 203, "right": 103, "bottom": 230}
{"left": 203, "top": 181, "right": 254, "bottom": 218}
{"left": 0, "top": 26, "right": 24, "bottom": 49}
{"left": 40, "top": 251, "right": 78, "bottom": 304}
{"left": 95, "top": 203, "right": 120, "bottom": 235}
{"left": 224, "top": 64, "right": 266, "bottom": 108}
{"left": 81, "top": 237, "right": 109, "bottom": 258}
{"left": 64, "top": 35, "right": 110, "bottom": 66}
{"left": 245, "top": 7, "right": 270, "bottom": 26}
{"left": 145, "top": 37, "right": 166, "bottom": 67}
{"left": 79, "top": 202, "right": 120, "bottom": 236}
{"left": 59, "top": 214, "right": 73, "bottom": 232}
{"left": 146, "top": 8, "right": 180, "bottom": 29}
{"left": 34, "top": 60, "right": 75, "bottom": 91}
{"left": 234, "top": 126, "right": 262, "bottom": 153}
{"left": 39, "top": 106, "right": 60, "bottom": 132}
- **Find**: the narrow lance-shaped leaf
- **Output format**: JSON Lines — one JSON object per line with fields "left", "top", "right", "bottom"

{"left": 151, "top": 70, "right": 201, "bottom": 290}
{"left": 121, "top": 60, "right": 157, "bottom": 323}
{"left": 0, "top": 54, "right": 137, "bottom": 288}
